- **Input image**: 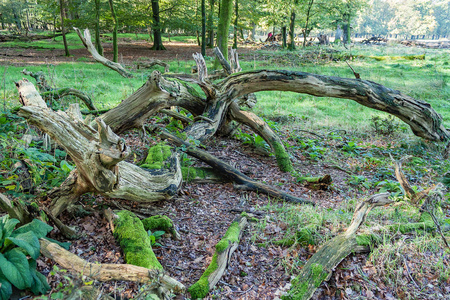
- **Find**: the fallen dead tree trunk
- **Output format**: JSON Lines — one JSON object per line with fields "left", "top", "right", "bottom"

{"left": 188, "top": 215, "right": 247, "bottom": 298}
{"left": 284, "top": 193, "right": 392, "bottom": 300}
{"left": 39, "top": 238, "right": 185, "bottom": 293}
{"left": 16, "top": 79, "right": 182, "bottom": 216}
{"left": 218, "top": 70, "right": 449, "bottom": 142}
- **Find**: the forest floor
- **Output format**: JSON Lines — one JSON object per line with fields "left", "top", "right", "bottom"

{"left": 1, "top": 36, "right": 450, "bottom": 300}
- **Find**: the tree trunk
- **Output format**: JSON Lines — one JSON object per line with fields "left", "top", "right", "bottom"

{"left": 335, "top": 24, "right": 342, "bottom": 43}
{"left": 288, "top": 9, "right": 296, "bottom": 50}
{"left": 201, "top": 0, "right": 206, "bottom": 56}
{"left": 108, "top": 0, "right": 119, "bottom": 62}
{"left": 281, "top": 26, "right": 287, "bottom": 48}
{"left": 303, "top": 0, "right": 314, "bottom": 48}
{"left": 150, "top": 0, "right": 166, "bottom": 50}
{"left": 215, "top": 0, "right": 233, "bottom": 67}
{"left": 94, "top": 0, "right": 103, "bottom": 55}
{"left": 59, "top": 0, "right": 70, "bottom": 56}
{"left": 343, "top": 13, "right": 351, "bottom": 45}
{"left": 232, "top": 0, "right": 238, "bottom": 49}
{"left": 207, "top": 0, "right": 215, "bottom": 47}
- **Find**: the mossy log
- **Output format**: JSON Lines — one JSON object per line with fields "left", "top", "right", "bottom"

{"left": 142, "top": 215, "right": 181, "bottom": 240}
{"left": 284, "top": 193, "right": 392, "bottom": 300}
{"left": 188, "top": 215, "right": 247, "bottom": 299}
{"left": 16, "top": 79, "right": 182, "bottom": 216}
{"left": 39, "top": 239, "right": 185, "bottom": 293}
{"left": 112, "top": 210, "right": 163, "bottom": 270}
{"left": 158, "top": 129, "right": 314, "bottom": 205}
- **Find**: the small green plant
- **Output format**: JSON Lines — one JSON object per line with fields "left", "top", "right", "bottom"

{"left": 346, "top": 175, "right": 372, "bottom": 189}
{"left": 296, "top": 139, "right": 327, "bottom": 161}
{"left": 370, "top": 115, "right": 400, "bottom": 135}
{"left": 235, "top": 129, "right": 270, "bottom": 153}
{"left": 0, "top": 216, "right": 53, "bottom": 299}
{"left": 147, "top": 230, "right": 165, "bottom": 247}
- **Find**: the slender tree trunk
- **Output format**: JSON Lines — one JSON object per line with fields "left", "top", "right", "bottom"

{"left": 215, "top": 0, "right": 233, "bottom": 67}
{"left": 94, "top": 0, "right": 103, "bottom": 55}
{"left": 108, "top": 0, "right": 118, "bottom": 62}
{"left": 232, "top": 0, "right": 238, "bottom": 49}
{"left": 207, "top": 0, "right": 215, "bottom": 47}
{"left": 288, "top": 9, "right": 295, "bottom": 50}
{"left": 59, "top": 0, "right": 70, "bottom": 56}
{"left": 281, "top": 26, "right": 287, "bottom": 48}
{"left": 201, "top": 0, "right": 206, "bottom": 56}
{"left": 151, "top": 0, "right": 166, "bottom": 50}
{"left": 303, "top": 0, "right": 314, "bottom": 48}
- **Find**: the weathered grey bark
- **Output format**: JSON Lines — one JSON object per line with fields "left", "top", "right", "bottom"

{"left": 16, "top": 79, "right": 182, "bottom": 216}
{"left": 74, "top": 28, "right": 133, "bottom": 78}
{"left": 218, "top": 70, "right": 450, "bottom": 141}
{"left": 39, "top": 238, "right": 185, "bottom": 293}
{"left": 285, "top": 193, "right": 392, "bottom": 300}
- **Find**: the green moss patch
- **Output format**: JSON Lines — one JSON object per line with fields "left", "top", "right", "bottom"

{"left": 142, "top": 215, "right": 177, "bottom": 237}
{"left": 113, "top": 210, "right": 163, "bottom": 270}
{"left": 142, "top": 143, "right": 172, "bottom": 170}
{"left": 216, "top": 221, "right": 240, "bottom": 253}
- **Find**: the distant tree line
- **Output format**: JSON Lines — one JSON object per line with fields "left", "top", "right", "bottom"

{"left": 0, "top": 0, "right": 448, "bottom": 51}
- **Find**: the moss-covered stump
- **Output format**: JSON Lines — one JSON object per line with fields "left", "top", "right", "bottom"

{"left": 142, "top": 215, "right": 181, "bottom": 240}
{"left": 188, "top": 216, "right": 248, "bottom": 299}
{"left": 113, "top": 210, "right": 163, "bottom": 270}
{"left": 283, "top": 193, "right": 392, "bottom": 300}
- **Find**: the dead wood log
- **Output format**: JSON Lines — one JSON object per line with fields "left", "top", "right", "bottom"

{"left": 17, "top": 79, "right": 182, "bottom": 216}
{"left": 188, "top": 215, "right": 247, "bottom": 298}
{"left": 74, "top": 28, "right": 133, "bottom": 78}
{"left": 284, "top": 193, "right": 392, "bottom": 300}
{"left": 136, "top": 60, "right": 170, "bottom": 73}
{"left": 39, "top": 239, "right": 185, "bottom": 293}
{"left": 157, "top": 129, "right": 313, "bottom": 205}
{"left": 22, "top": 69, "right": 97, "bottom": 111}
{"left": 218, "top": 70, "right": 449, "bottom": 142}
{"left": 99, "top": 71, "right": 205, "bottom": 134}
{"left": 0, "top": 193, "right": 32, "bottom": 224}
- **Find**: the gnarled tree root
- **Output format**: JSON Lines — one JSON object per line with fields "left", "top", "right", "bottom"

{"left": 188, "top": 215, "right": 247, "bottom": 299}
{"left": 39, "top": 239, "right": 185, "bottom": 293}
{"left": 284, "top": 193, "right": 392, "bottom": 300}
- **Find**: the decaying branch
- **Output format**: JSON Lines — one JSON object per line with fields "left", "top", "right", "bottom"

{"left": 188, "top": 215, "right": 247, "bottom": 298}
{"left": 157, "top": 129, "right": 313, "bottom": 205}
{"left": 136, "top": 60, "right": 170, "bottom": 73}
{"left": 285, "top": 193, "right": 392, "bottom": 300}
{"left": 39, "top": 239, "right": 185, "bottom": 293}
{"left": 74, "top": 28, "right": 133, "bottom": 78}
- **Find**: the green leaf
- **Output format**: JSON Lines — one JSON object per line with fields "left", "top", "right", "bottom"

{"left": 5, "top": 231, "right": 40, "bottom": 260}
{"left": 12, "top": 219, "right": 53, "bottom": 239}
{"left": 0, "top": 249, "right": 32, "bottom": 290}
{"left": 1, "top": 217, "right": 20, "bottom": 244}
{"left": 54, "top": 149, "right": 67, "bottom": 158}
{"left": 0, "top": 273, "right": 12, "bottom": 300}
{"left": 28, "top": 261, "right": 50, "bottom": 295}
{"left": 60, "top": 160, "right": 74, "bottom": 173}
{"left": 152, "top": 231, "right": 165, "bottom": 238}
{"left": 43, "top": 237, "right": 71, "bottom": 250}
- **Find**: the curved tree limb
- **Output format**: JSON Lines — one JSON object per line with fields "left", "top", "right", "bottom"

{"left": 74, "top": 27, "right": 133, "bottom": 78}
{"left": 219, "top": 70, "right": 449, "bottom": 141}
